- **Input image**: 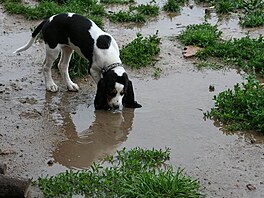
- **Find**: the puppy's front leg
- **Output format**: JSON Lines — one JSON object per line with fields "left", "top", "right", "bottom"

{"left": 43, "top": 47, "right": 60, "bottom": 92}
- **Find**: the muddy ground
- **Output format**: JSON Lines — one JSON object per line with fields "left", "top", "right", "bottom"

{"left": 1, "top": 2, "right": 264, "bottom": 198}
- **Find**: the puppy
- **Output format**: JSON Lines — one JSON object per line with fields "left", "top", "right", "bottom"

{"left": 14, "top": 13, "right": 142, "bottom": 110}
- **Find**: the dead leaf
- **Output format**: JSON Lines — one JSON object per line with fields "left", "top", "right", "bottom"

{"left": 0, "top": 149, "right": 17, "bottom": 155}
{"left": 182, "top": 45, "right": 202, "bottom": 58}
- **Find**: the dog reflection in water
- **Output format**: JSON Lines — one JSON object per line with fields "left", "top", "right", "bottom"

{"left": 53, "top": 108, "right": 135, "bottom": 169}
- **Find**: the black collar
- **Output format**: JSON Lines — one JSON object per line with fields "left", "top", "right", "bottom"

{"left": 101, "top": 63, "right": 122, "bottom": 74}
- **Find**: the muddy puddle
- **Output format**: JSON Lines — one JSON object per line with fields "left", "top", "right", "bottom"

{"left": 1, "top": 1, "right": 264, "bottom": 197}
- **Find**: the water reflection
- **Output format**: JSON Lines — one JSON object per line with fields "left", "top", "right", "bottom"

{"left": 54, "top": 109, "right": 134, "bottom": 169}
{"left": 44, "top": 91, "right": 135, "bottom": 169}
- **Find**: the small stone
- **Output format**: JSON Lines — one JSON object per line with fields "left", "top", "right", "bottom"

{"left": 47, "top": 160, "right": 54, "bottom": 166}
{"left": 246, "top": 184, "right": 256, "bottom": 191}
{"left": 209, "top": 85, "right": 215, "bottom": 92}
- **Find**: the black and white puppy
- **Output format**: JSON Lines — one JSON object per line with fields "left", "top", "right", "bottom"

{"left": 14, "top": 13, "right": 142, "bottom": 110}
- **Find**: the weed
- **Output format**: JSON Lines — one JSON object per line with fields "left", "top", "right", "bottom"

{"left": 37, "top": 147, "right": 202, "bottom": 197}
{"left": 1, "top": 0, "right": 105, "bottom": 22}
{"left": 120, "top": 31, "right": 161, "bottom": 68}
{"left": 68, "top": 54, "right": 89, "bottom": 79}
{"left": 204, "top": 76, "right": 264, "bottom": 132}
{"left": 197, "top": 35, "right": 264, "bottom": 74}
{"left": 240, "top": 10, "right": 264, "bottom": 27}
{"left": 153, "top": 67, "right": 162, "bottom": 79}
{"left": 129, "top": 4, "right": 159, "bottom": 17}
{"left": 109, "top": 11, "right": 146, "bottom": 23}
{"left": 130, "top": 3, "right": 159, "bottom": 17}
{"left": 178, "top": 23, "right": 264, "bottom": 75}
{"left": 196, "top": 60, "right": 226, "bottom": 70}
{"left": 163, "top": 0, "right": 187, "bottom": 12}
{"left": 109, "top": 3, "right": 159, "bottom": 23}
{"left": 215, "top": 0, "right": 236, "bottom": 14}
{"left": 100, "top": 0, "right": 135, "bottom": 4}
{"left": 195, "top": 0, "right": 264, "bottom": 27}
{"left": 178, "top": 23, "right": 222, "bottom": 47}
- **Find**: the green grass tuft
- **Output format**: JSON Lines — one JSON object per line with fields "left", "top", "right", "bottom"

{"left": 120, "top": 31, "right": 161, "bottom": 68}
{"left": 37, "top": 147, "right": 202, "bottom": 197}
{"left": 197, "top": 35, "right": 264, "bottom": 74}
{"left": 130, "top": 3, "right": 159, "bottom": 17}
{"left": 163, "top": 0, "right": 187, "bottom": 12}
{"left": 196, "top": 0, "right": 264, "bottom": 27}
{"left": 178, "top": 23, "right": 222, "bottom": 48}
{"left": 178, "top": 23, "right": 264, "bottom": 75}
{"left": 109, "top": 11, "right": 146, "bottom": 23}
{"left": 204, "top": 76, "right": 264, "bottom": 132}
{"left": 240, "top": 10, "right": 264, "bottom": 27}
{"left": 215, "top": 0, "right": 236, "bottom": 14}
{"left": 2, "top": 0, "right": 106, "bottom": 22}
{"left": 100, "top": 0, "right": 135, "bottom": 4}
{"left": 109, "top": 3, "right": 159, "bottom": 23}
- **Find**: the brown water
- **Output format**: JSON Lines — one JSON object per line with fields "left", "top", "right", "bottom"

{"left": 1, "top": 2, "right": 264, "bottom": 197}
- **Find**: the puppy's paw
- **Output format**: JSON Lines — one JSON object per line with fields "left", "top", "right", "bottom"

{"left": 46, "top": 83, "right": 59, "bottom": 92}
{"left": 67, "top": 83, "right": 79, "bottom": 92}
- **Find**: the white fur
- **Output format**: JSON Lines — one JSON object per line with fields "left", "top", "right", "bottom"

{"left": 113, "top": 66, "right": 125, "bottom": 76}
{"left": 108, "top": 82, "right": 124, "bottom": 110}
{"left": 49, "top": 14, "right": 57, "bottom": 22}
{"left": 68, "top": 13, "right": 74, "bottom": 17}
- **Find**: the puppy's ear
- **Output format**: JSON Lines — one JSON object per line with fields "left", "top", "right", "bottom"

{"left": 123, "top": 80, "right": 142, "bottom": 108}
{"left": 94, "top": 78, "right": 109, "bottom": 110}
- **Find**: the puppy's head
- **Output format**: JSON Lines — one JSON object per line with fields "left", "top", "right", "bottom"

{"left": 94, "top": 67, "right": 128, "bottom": 110}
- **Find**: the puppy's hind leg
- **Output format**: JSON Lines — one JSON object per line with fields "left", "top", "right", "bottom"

{"left": 43, "top": 45, "right": 60, "bottom": 92}
{"left": 58, "top": 46, "right": 79, "bottom": 91}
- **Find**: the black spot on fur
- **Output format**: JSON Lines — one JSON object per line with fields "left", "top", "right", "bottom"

{"left": 96, "top": 35, "right": 111, "bottom": 49}
{"left": 41, "top": 13, "right": 94, "bottom": 63}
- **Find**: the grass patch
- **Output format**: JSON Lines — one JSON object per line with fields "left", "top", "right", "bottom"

{"left": 240, "top": 10, "right": 264, "bottom": 27}
{"left": 178, "top": 23, "right": 264, "bottom": 75}
{"left": 67, "top": 54, "right": 89, "bottom": 79}
{"left": 204, "top": 77, "right": 264, "bottom": 132}
{"left": 100, "top": 0, "right": 135, "bottom": 4}
{"left": 214, "top": 0, "right": 236, "bottom": 14}
{"left": 153, "top": 67, "right": 162, "bottom": 79}
{"left": 1, "top": 0, "right": 105, "bottom": 25}
{"left": 52, "top": 52, "right": 89, "bottom": 79}
{"left": 178, "top": 23, "right": 222, "bottom": 47}
{"left": 120, "top": 31, "right": 161, "bottom": 68}
{"left": 36, "top": 147, "right": 202, "bottom": 197}
{"left": 197, "top": 35, "right": 264, "bottom": 74}
{"left": 163, "top": 0, "right": 187, "bottom": 12}
{"left": 108, "top": 11, "right": 146, "bottom": 23}
{"left": 130, "top": 3, "right": 159, "bottom": 17}
{"left": 109, "top": 3, "right": 159, "bottom": 23}
{"left": 195, "top": 0, "right": 264, "bottom": 27}
{"left": 196, "top": 60, "right": 226, "bottom": 70}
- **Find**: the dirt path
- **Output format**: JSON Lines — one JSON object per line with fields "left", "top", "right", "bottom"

{"left": 1, "top": 4, "right": 264, "bottom": 198}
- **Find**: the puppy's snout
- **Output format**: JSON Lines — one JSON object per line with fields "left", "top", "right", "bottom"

{"left": 112, "top": 104, "right": 120, "bottom": 110}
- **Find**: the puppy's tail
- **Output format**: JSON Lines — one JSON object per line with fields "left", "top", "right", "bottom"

{"left": 13, "top": 20, "right": 47, "bottom": 53}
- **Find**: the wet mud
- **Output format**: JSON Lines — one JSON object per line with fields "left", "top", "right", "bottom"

{"left": 1, "top": 2, "right": 264, "bottom": 198}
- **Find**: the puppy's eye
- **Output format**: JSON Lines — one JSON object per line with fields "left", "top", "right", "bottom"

{"left": 120, "top": 90, "right": 125, "bottom": 95}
